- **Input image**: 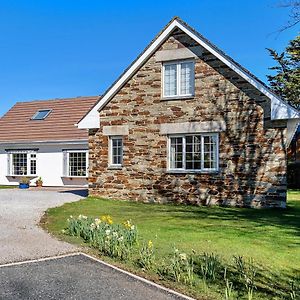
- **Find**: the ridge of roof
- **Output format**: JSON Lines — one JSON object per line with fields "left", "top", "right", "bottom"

{"left": 14, "top": 95, "right": 100, "bottom": 105}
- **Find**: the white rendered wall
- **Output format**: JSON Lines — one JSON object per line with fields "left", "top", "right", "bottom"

{"left": 0, "top": 143, "right": 89, "bottom": 187}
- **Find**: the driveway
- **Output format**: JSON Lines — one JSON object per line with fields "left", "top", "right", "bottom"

{"left": 0, "top": 190, "right": 191, "bottom": 300}
{"left": 0, "top": 188, "right": 84, "bottom": 264}
{"left": 0, "top": 254, "right": 188, "bottom": 300}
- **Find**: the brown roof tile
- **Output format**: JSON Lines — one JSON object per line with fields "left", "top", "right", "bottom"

{"left": 0, "top": 96, "right": 99, "bottom": 143}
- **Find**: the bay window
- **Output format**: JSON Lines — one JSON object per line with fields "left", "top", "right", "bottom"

{"left": 168, "top": 134, "right": 218, "bottom": 172}
{"left": 163, "top": 60, "right": 194, "bottom": 98}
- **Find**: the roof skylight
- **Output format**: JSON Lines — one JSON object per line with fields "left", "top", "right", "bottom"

{"left": 31, "top": 109, "right": 52, "bottom": 120}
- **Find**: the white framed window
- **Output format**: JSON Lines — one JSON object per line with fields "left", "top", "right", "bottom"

{"left": 63, "top": 150, "right": 88, "bottom": 177}
{"left": 162, "top": 60, "right": 195, "bottom": 98}
{"left": 7, "top": 151, "right": 37, "bottom": 176}
{"left": 168, "top": 134, "right": 219, "bottom": 172}
{"left": 109, "top": 136, "right": 123, "bottom": 167}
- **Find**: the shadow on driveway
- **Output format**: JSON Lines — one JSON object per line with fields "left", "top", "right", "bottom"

{"left": 59, "top": 189, "right": 89, "bottom": 198}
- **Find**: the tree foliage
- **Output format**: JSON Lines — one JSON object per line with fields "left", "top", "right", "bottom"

{"left": 267, "top": 35, "right": 300, "bottom": 108}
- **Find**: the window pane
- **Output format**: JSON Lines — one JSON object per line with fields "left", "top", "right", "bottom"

{"left": 12, "top": 153, "right": 27, "bottom": 175}
{"left": 203, "top": 135, "right": 218, "bottom": 170}
{"left": 30, "top": 154, "right": 37, "bottom": 175}
{"left": 164, "top": 64, "right": 177, "bottom": 97}
{"left": 185, "top": 135, "right": 201, "bottom": 170}
{"left": 111, "top": 138, "right": 123, "bottom": 165}
{"left": 180, "top": 62, "right": 193, "bottom": 95}
{"left": 68, "top": 152, "right": 87, "bottom": 176}
{"left": 170, "top": 137, "right": 183, "bottom": 169}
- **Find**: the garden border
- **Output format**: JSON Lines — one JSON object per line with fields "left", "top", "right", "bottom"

{"left": 0, "top": 252, "right": 195, "bottom": 300}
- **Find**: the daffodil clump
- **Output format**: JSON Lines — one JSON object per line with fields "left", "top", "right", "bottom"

{"left": 168, "top": 248, "right": 194, "bottom": 286}
{"left": 65, "top": 216, "right": 265, "bottom": 299}
{"left": 138, "top": 240, "right": 155, "bottom": 270}
{"left": 66, "top": 215, "right": 137, "bottom": 260}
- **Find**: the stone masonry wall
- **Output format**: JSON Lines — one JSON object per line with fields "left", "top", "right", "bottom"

{"left": 88, "top": 29, "right": 287, "bottom": 208}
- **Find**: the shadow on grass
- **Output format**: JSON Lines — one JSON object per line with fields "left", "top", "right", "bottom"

{"left": 165, "top": 202, "right": 300, "bottom": 233}
{"left": 100, "top": 197, "right": 300, "bottom": 238}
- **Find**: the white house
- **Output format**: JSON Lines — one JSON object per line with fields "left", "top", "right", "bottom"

{"left": 0, "top": 96, "right": 98, "bottom": 187}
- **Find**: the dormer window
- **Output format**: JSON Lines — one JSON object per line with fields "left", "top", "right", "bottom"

{"left": 31, "top": 109, "right": 51, "bottom": 120}
{"left": 162, "top": 60, "right": 195, "bottom": 99}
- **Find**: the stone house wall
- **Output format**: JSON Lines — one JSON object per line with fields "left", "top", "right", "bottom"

{"left": 88, "top": 28, "right": 287, "bottom": 208}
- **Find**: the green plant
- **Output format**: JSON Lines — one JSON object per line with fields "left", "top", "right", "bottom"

{"left": 20, "top": 177, "right": 30, "bottom": 184}
{"left": 169, "top": 248, "right": 194, "bottom": 286}
{"left": 193, "top": 252, "right": 222, "bottom": 283}
{"left": 35, "top": 177, "right": 43, "bottom": 186}
{"left": 223, "top": 267, "right": 233, "bottom": 300}
{"left": 289, "top": 281, "right": 297, "bottom": 300}
{"left": 138, "top": 240, "right": 155, "bottom": 270}
{"left": 233, "top": 256, "right": 257, "bottom": 300}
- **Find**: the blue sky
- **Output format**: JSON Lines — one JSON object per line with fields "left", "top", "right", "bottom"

{"left": 0, "top": 0, "right": 298, "bottom": 117}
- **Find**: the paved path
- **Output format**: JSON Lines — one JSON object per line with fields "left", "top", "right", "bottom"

{"left": 0, "top": 254, "right": 186, "bottom": 300}
{"left": 0, "top": 189, "right": 84, "bottom": 264}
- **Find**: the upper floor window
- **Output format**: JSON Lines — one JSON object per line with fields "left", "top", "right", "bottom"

{"left": 163, "top": 60, "right": 195, "bottom": 98}
{"left": 168, "top": 134, "right": 219, "bottom": 172}
{"left": 109, "top": 136, "right": 123, "bottom": 167}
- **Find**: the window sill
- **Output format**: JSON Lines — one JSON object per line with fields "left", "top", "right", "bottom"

{"left": 6, "top": 175, "right": 37, "bottom": 178}
{"left": 61, "top": 176, "right": 88, "bottom": 179}
{"left": 166, "top": 170, "right": 219, "bottom": 174}
{"left": 107, "top": 165, "right": 123, "bottom": 170}
{"left": 161, "top": 95, "right": 195, "bottom": 101}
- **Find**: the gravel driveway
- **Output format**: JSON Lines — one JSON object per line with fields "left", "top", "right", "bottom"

{"left": 0, "top": 189, "right": 84, "bottom": 264}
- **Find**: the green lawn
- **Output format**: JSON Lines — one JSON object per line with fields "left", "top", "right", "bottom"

{"left": 43, "top": 191, "right": 300, "bottom": 299}
{"left": 0, "top": 185, "right": 17, "bottom": 189}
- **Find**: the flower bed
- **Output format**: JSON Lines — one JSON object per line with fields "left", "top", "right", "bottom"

{"left": 64, "top": 214, "right": 299, "bottom": 300}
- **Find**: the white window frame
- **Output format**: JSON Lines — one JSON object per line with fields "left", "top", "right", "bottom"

{"left": 8, "top": 150, "right": 37, "bottom": 176}
{"left": 167, "top": 133, "right": 219, "bottom": 172}
{"left": 109, "top": 136, "right": 123, "bottom": 167}
{"left": 65, "top": 150, "right": 89, "bottom": 178}
{"left": 162, "top": 59, "right": 195, "bottom": 98}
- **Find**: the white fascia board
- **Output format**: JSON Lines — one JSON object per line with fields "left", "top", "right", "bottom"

{"left": 287, "top": 119, "right": 300, "bottom": 147}
{"left": 78, "top": 19, "right": 300, "bottom": 130}
{"left": 271, "top": 97, "right": 300, "bottom": 120}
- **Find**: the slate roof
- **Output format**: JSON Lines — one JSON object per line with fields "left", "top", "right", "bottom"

{"left": 0, "top": 96, "right": 99, "bottom": 143}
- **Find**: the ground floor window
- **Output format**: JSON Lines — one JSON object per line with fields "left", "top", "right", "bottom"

{"left": 63, "top": 150, "right": 88, "bottom": 177}
{"left": 8, "top": 151, "right": 37, "bottom": 176}
{"left": 168, "top": 134, "right": 219, "bottom": 172}
{"left": 109, "top": 136, "right": 123, "bottom": 167}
